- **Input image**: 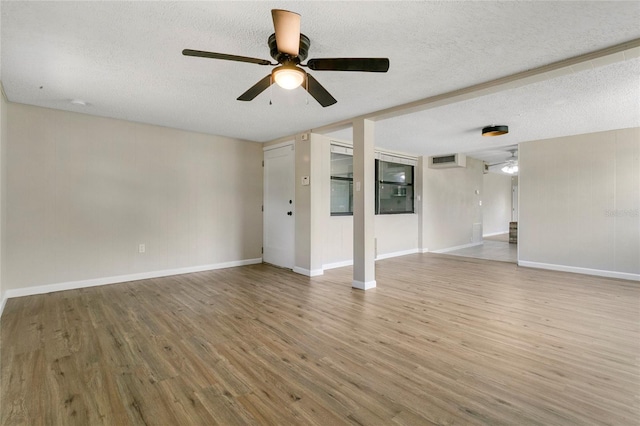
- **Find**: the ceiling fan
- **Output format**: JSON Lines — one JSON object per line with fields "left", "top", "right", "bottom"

{"left": 487, "top": 150, "right": 519, "bottom": 174}
{"left": 182, "top": 9, "right": 390, "bottom": 107}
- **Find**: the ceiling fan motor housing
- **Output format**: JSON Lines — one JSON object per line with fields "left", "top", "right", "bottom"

{"left": 269, "top": 33, "right": 310, "bottom": 63}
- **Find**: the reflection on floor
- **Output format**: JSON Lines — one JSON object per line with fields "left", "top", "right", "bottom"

{"left": 446, "top": 233, "right": 517, "bottom": 263}
{"left": 484, "top": 233, "right": 509, "bottom": 243}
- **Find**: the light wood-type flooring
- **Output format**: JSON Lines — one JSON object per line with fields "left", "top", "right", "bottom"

{"left": 1, "top": 254, "right": 639, "bottom": 425}
{"left": 445, "top": 239, "right": 517, "bottom": 264}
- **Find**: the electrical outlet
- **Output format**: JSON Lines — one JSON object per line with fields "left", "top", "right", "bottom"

{"left": 138, "top": 244, "right": 146, "bottom": 253}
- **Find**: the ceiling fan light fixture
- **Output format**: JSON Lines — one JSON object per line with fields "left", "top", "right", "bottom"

{"left": 501, "top": 164, "right": 519, "bottom": 174}
{"left": 273, "top": 65, "right": 305, "bottom": 90}
{"left": 482, "top": 125, "right": 509, "bottom": 137}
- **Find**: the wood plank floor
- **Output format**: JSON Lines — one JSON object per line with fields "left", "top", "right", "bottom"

{"left": 1, "top": 254, "right": 639, "bottom": 425}
{"left": 444, "top": 240, "right": 517, "bottom": 263}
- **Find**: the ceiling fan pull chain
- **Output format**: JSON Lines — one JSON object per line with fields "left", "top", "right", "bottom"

{"left": 305, "top": 76, "right": 309, "bottom": 105}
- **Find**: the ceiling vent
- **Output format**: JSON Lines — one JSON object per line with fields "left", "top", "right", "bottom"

{"left": 429, "top": 153, "right": 466, "bottom": 169}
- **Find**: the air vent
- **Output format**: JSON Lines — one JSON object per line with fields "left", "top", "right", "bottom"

{"left": 428, "top": 153, "right": 466, "bottom": 169}
{"left": 433, "top": 155, "right": 456, "bottom": 164}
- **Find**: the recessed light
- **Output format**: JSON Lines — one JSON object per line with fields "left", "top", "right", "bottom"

{"left": 70, "top": 99, "right": 88, "bottom": 106}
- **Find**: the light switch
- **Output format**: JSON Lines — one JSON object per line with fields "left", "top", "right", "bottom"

{"left": 302, "top": 176, "right": 310, "bottom": 186}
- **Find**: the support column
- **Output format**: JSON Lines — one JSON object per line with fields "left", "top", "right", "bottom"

{"left": 352, "top": 119, "right": 376, "bottom": 290}
{"left": 417, "top": 156, "right": 428, "bottom": 253}
{"left": 293, "top": 133, "right": 324, "bottom": 277}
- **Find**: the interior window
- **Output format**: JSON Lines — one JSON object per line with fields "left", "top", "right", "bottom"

{"left": 330, "top": 152, "right": 353, "bottom": 215}
{"left": 376, "top": 159, "right": 414, "bottom": 214}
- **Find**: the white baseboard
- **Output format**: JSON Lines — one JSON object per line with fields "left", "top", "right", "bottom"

{"left": 419, "top": 248, "right": 429, "bottom": 253}
{"left": 352, "top": 279, "right": 376, "bottom": 290}
{"left": 1, "top": 258, "right": 263, "bottom": 305}
{"left": 483, "top": 231, "right": 509, "bottom": 237}
{"left": 0, "top": 294, "right": 7, "bottom": 319}
{"left": 518, "top": 261, "right": 640, "bottom": 281}
{"left": 293, "top": 267, "right": 324, "bottom": 277}
{"left": 376, "top": 248, "right": 419, "bottom": 260}
{"left": 431, "top": 242, "right": 483, "bottom": 254}
{"left": 322, "top": 248, "right": 420, "bottom": 271}
{"left": 323, "top": 260, "right": 353, "bottom": 270}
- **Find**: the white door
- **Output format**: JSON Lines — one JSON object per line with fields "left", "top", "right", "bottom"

{"left": 263, "top": 144, "right": 295, "bottom": 269}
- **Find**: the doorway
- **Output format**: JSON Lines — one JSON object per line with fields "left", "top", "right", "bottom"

{"left": 263, "top": 144, "right": 295, "bottom": 269}
{"left": 445, "top": 165, "right": 518, "bottom": 263}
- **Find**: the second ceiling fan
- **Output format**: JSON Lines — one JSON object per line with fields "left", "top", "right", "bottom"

{"left": 183, "top": 9, "right": 390, "bottom": 107}
{"left": 488, "top": 150, "right": 519, "bottom": 174}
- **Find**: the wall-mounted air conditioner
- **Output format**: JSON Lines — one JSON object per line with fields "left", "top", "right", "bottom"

{"left": 428, "top": 153, "right": 466, "bottom": 169}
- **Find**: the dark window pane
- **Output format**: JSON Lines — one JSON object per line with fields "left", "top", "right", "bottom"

{"left": 331, "top": 151, "right": 353, "bottom": 215}
{"left": 376, "top": 159, "right": 414, "bottom": 214}
{"left": 379, "top": 161, "right": 413, "bottom": 185}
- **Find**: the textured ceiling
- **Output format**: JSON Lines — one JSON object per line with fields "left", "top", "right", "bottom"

{"left": 326, "top": 57, "right": 640, "bottom": 162}
{"left": 2, "top": 1, "right": 640, "bottom": 156}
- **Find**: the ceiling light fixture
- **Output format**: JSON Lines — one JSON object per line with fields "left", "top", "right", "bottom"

{"left": 272, "top": 65, "right": 305, "bottom": 90}
{"left": 70, "top": 99, "right": 88, "bottom": 106}
{"left": 482, "top": 125, "right": 509, "bottom": 137}
{"left": 501, "top": 163, "right": 519, "bottom": 174}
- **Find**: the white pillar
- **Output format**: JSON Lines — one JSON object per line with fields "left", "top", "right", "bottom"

{"left": 417, "top": 156, "right": 427, "bottom": 253}
{"left": 352, "top": 119, "right": 376, "bottom": 290}
{"left": 293, "top": 133, "right": 324, "bottom": 277}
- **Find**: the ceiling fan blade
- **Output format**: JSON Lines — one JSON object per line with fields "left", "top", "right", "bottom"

{"left": 271, "top": 9, "right": 301, "bottom": 56}
{"left": 183, "top": 49, "right": 272, "bottom": 66}
{"left": 237, "top": 75, "right": 273, "bottom": 101}
{"left": 304, "top": 73, "right": 337, "bottom": 107}
{"left": 306, "top": 58, "right": 390, "bottom": 72}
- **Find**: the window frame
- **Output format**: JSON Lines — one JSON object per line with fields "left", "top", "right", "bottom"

{"left": 329, "top": 145, "right": 417, "bottom": 216}
{"left": 375, "top": 159, "right": 415, "bottom": 215}
{"left": 330, "top": 150, "right": 354, "bottom": 216}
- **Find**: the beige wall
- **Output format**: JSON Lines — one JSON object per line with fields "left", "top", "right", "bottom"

{"left": 4, "top": 103, "right": 263, "bottom": 291}
{"left": 315, "top": 133, "right": 419, "bottom": 268}
{"left": 0, "top": 86, "right": 7, "bottom": 303}
{"left": 519, "top": 128, "right": 639, "bottom": 278}
{"left": 482, "top": 172, "right": 513, "bottom": 236}
{"left": 421, "top": 157, "right": 484, "bottom": 251}
{"left": 322, "top": 215, "right": 421, "bottom": 265}
{"left": 375, "top": 214, "right": 419, "bottom": 257}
